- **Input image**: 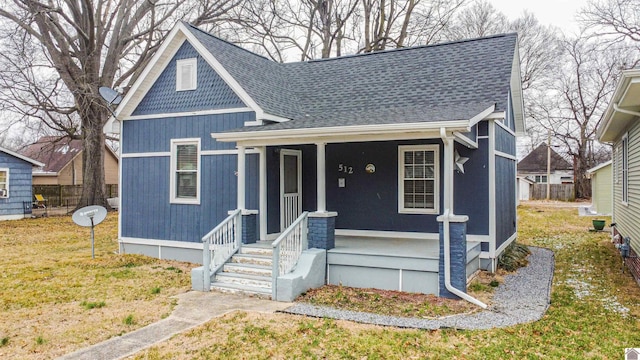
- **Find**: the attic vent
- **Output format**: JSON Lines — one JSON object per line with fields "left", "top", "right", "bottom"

{"left": 176, "top": 58, "right": 197, "bottom": 91}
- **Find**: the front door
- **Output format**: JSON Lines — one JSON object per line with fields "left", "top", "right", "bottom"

{"left": 280, "top": 149, "right": 302, "bottom": 230}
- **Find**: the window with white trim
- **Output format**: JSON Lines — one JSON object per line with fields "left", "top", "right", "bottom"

{"left": 399, "top": 145, "right": 439, "bottom": 214}
{"left": 534, "top": 175, "right": 548, "bottom": 184}
{"left": 176, "top": 58, "right": 197, "bottom": 91}
{"left": 622, "top": 133, "right": 629, "bottom": 204}
{"left": 170, "top": 139, "right": 200, "bottom": 204}
{"left": 0, "top": 168, "right": 8, "bottom": 198}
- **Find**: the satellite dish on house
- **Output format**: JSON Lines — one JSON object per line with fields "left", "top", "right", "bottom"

{"left": 99, "top": 86, "right": 123, "bottom": 106}
{"left": 72, "top": 205, "right": 108, "bottom": 258}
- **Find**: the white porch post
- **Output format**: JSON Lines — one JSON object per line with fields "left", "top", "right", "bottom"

{"left": 316, "top": 142, "right": 326, "bottom": 213}
{"left": 443, "top": 135, "right": 454, "bottom": 214}
{"left": 237, "top": 145, "right": 246, "bottom": 210}
{"left": 258, "top": 146, "right": 267, "bottom": 240}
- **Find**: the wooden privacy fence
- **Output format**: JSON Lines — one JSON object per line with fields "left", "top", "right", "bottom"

{"left": 32, "top": 184, "right": 118, "bottom": 208}
{"left": 531, "top": 184, "right": 575, "bottom": 201}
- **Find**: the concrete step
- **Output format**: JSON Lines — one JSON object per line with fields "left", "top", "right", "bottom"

{"left": 210, "top": 281, "right": 272, "bottom": 299}
{"left": 231, "top": 253, "right": 272, "bottom": 266}
{"left": 223, "top": 262, "right": 272, "bottom": 277}
{"left": 240, "top": 246, "right": 273, "bottom": 256}
{"left": 215, "top": 272, "right": 272, "bottom": 289}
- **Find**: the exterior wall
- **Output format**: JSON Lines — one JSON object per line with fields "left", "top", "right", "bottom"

{"left": 132, "top": 41, "right": 245, "bottom": 116}
{"left": 519, "top": 170, "right": 574, "bottom": 184}
{"left": 105, "top": 151, "right": 119, "bottom": 185}
{"left": 454, "top": 136, "right": 490, "bottom": 236}
{"left": 613, "top": 121, "right": 640, "bottom": 259}
{"left": 0, "top": 152, "right": 33, "bottom": 219}
{"left": 517, "top": 178, "right": 531, "bottom": 201}
{"left": 591, "top": 164, "right": 612, "bottom": 215}
{"left": 493, "top": 120, "right": 517, "bottom": 253}
{"left": 31, "top": 148, "right": 118, "bottom": 186}
{"left": 32, "top": 175, "right": 58, "bottom": 186}
{"left": 121, "top": 112, "right": 259, "bottom": 243}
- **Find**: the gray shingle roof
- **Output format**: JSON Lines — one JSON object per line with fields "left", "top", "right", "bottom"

{"left": 518, "top": 143, "right": 573, "bottom": 172}
{"left": 184, "top": 24, "right": 517, "bottom": 131}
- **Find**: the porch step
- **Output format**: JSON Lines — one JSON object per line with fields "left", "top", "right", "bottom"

{"left": 231, "top": 253, "right": 273, "bottom": 267}
{"left": 210, "top": 282, "right": 271, "bottom": 298}
{"left": 215, "top": 272, "right": 272, "bottom": 289}
{"left": 239, "top": 246, "right": 273, "bottom": 256}
{"left": 223, "top": 262, "right": 272, "bottom": 277}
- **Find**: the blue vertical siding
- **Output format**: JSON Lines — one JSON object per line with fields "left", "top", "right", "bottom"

{"left": 454, "top": 141, "right": 489, "bottom": 235}
{"left": 132, "top": 41, "right": 246, "bottom": 116}
{"left": 0, "top": 152, "right": 33, "bottom": 217}
{"left": 495, "top": 156, "right": 516, "bottom": 247}
{"left": 325, "top": 140, "right": 443, "bottom": 233}
{"left": 495, "top": 124, "right": 516, "bottom": 155}
{"left": 121, "top": 153, "right": 258, "bottom": 242}
{"left": 122, "top": 112, "right": 255, "bottom": 154}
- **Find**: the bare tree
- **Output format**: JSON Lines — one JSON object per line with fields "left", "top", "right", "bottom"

{"left": 579, "top": 0, "right": 640, "bottom": 47}
{"left": 529, "top": 36, "right": 632, "bottom": 198}
{"left": 446, "top": 0, "right": 507, "bottom": 40}
{"left": 0, "top": 0, "right": 240, "bottom": 209}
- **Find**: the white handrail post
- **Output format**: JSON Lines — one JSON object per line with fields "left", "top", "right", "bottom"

{"left": 302, "top": 215, "right": 308, "bottom": 250}
{"left": 203, "top": 239, "right": 211, "bottom": 291}
{"left": 272, "top": 245, "right": 280, "bottom": 300}
{"left": 235, "top": 211, "right": 242, "bottom": 249}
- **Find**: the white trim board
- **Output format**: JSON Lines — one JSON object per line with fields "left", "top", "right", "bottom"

{"left": 122, "top": 149, "right": 259, "bottom": 158}
{"left": 119, "top": 237, "right": 205, "bottom": 249}
{"left": 0, "top": 214, "right": 27, "bottom": 221}
{"left": 124, "top": 107, "right": 253, "bottom": 121}
{"left": 495, "top": 151, "right": 517, "bottom": 161}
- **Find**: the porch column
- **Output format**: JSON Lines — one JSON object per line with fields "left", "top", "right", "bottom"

{"left": 316, "top": 142, "right": 326, "bottom": 213}
{"left": 258, "top": 146, "right": 267, "bottom": 240}
{"left": 237, "top": 145, "right": 245, "bottom": 210}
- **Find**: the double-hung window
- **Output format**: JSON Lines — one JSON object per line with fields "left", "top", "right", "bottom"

{"left": 622, "top": 133, "right": 629, "bottom": 204}
{"left": 0, "top": 168, "right": 8, "bottom": 198}
{"left": 399, "top": 145, "right": 439, "bottom": 214}
{"left": 170, "top": 139, "right": 200, "bottom": 204}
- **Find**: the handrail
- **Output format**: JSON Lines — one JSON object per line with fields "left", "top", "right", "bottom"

{"left": 272, "top": 211, "right": 309, "bottom": 300}
{"left": 202, "top": 209, "right": 242, "bottom": 291}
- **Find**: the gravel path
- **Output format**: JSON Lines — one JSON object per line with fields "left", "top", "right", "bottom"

{"left": 281, "top": 246, "right": 554, "bottom": 330}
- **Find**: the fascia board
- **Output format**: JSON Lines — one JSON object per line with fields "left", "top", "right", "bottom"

{"left": 598, "top": 69, "right": 640, "bottom": 142}
{"left": 0, "top": 146, "right": 44, "bottom": 167}
{"left": 211, "top": 120, "right": 469, "bottom": 143}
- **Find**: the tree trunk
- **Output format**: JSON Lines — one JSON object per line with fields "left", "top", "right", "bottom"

{"left": 77, "top": 97, "right": 109, "bottom": 210}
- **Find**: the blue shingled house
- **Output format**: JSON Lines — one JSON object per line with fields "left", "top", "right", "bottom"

{"left": 108, "top": 22, "right": 524, "bottom": 303}
{"left": 0, "top": 146, "right": 44, "bottom": 221}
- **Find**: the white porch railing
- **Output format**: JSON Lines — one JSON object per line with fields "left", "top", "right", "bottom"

{"left": 202, "top": 209, "right": 242, "bottom": 290}
{"left": 272, "top": 211, "right": 309, "bottom": 299}
{"left": 282, "top": 193, "right": 301, "bottom": 229}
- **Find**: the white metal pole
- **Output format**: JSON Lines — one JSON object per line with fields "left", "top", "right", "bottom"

{"left": 317, "top": 142, "right": 326, "bottom": 213}
{"left": 237, "top": 145, "right": 246, "bottom": 210}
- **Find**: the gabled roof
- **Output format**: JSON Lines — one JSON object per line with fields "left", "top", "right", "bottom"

{"left": 518, "top": 143, "right": 573, "bottom": 172}
{"left": 0, "top": 146, "right": 44, "bottom": 167}
{"left": 587, "top": 160, "right": 612, "bottom": 174}
{"left": 20, "top": 136, "right": 83, "bottom": 174}
{"left": 598, "top": 68, "right": 640, "bottom": 143}
{"left": 115, "top": 22, "right": 524, "bottom": 140}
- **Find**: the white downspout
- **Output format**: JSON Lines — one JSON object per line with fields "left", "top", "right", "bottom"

{"left": 440, "top": 128, "right": 488, "bottom": 309}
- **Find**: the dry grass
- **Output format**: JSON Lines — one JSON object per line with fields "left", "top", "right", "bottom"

{"left": 0, "top": 214, "right": 192, "bottom": 359}
{"left": 129, "top": 203, "right": 640, "bottom": 359}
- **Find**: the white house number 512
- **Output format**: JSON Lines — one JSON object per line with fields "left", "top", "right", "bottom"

{"left": 338, "top": 164, "right": 354, "bottom": 174}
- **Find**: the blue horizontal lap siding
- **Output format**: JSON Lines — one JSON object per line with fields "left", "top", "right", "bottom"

{"left": 132, "top": 41, "right": 246, "bottom": 116}
{"left": 0, "top": 153, "right": 33, "bottom": 216}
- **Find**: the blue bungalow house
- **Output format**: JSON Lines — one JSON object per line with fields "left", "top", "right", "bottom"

{"left": 0, "top": 146, "right": 44, "bottom": 221}
{"left": 108, "top": 22, "right": 524, "bottom": 304}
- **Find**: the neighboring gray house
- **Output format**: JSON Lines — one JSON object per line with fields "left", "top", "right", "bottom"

{"left": 598, "top": 68, "right": 640, "bottom": 283}
{"left": 518, "top": 143, "right": 574, "bottom": 185}
{"left": 0, "top": 146, "right": 44, "bottom": 221}
{"left": 107, "top": 22, "right": 524, "bottom": 303}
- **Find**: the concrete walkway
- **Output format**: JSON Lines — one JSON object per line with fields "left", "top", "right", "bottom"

{"left": 57, "top": 292, "right": 291, "bottom": 360}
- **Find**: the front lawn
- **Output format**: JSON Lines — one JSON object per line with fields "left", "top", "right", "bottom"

{"left": 0, "top": 214, "right": 193, "bottom": 359}
{"left": 130, "top": 203, "right": 640, "bottom": 359}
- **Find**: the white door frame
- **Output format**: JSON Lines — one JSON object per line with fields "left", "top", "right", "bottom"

{"left": 280, "top": 149, "right": 303, "bottom": 230}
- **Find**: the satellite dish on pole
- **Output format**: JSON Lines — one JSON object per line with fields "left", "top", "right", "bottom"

{"left": 99, "top": 86, "right": 123, "bottom": 106}
{"left": 72, "top": 205, "right": 108, "bottom": 258}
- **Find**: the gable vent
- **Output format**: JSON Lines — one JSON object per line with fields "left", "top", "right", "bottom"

{"left": 176, "top": 58, "right": 197, "bottom": 91}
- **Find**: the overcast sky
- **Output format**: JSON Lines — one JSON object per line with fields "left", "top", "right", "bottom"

{"left": 488, "top": 0, "right": 584, "bottom": 34}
